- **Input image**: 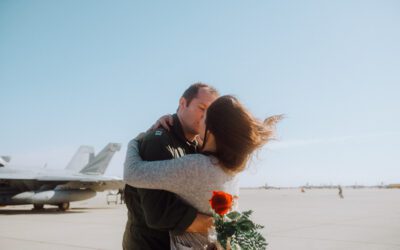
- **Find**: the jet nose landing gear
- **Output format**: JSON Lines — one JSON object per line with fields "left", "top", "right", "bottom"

{"left": 58, "top": 202, "right": 70, "bottom": 211}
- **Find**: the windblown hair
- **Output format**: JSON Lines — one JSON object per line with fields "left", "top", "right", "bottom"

{"left": 205, "top": 95, "right": 282, "bottom": 173}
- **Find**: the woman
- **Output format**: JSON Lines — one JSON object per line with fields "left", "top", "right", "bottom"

{"left": 124, "top": 95, "right": 281, "bottom": 249}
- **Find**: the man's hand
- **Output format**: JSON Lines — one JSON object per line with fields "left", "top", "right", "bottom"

{"left": 186, "top": 213, "right": 213, "bottom": 233}
{"left": 147, "top": 114, "right": 174, "bottom": 132}
{"left": 195, "top": 135, "right": 204, "bottom": 148}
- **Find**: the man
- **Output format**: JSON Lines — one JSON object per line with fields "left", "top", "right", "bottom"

{"left": 123, "top": 83, "right": 219, "bottom": 249}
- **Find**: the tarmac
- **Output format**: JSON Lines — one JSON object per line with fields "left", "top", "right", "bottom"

{"left": 1, "top": 188, "right": 399, "bottom": 250}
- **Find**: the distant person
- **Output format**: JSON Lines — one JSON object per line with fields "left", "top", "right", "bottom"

{"left": 124, "top": 94, "right": 282, "bottom": 249}
{"left": 338, "top": 185, "right": 344, "bottom": 199}
{"left": 301, "top": 187, "right": 305, "bottom": 193}
{"left": 117, "top": 188, "right": 125, "bottom": 204}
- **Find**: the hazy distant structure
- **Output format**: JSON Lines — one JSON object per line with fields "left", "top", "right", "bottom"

{"left": 338, "top": 185, "right": 344, "bottom": 199}
{"left": 388, "top": 184, "right": 400, "bottom": 189}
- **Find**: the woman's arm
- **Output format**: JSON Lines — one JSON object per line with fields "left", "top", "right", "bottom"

{"left": 123, "top": 137, "right": 209, "bottom": 193}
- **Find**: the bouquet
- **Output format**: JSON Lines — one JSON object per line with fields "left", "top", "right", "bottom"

{"left": 208, "top": 191, "right": 267, "bottom": 250}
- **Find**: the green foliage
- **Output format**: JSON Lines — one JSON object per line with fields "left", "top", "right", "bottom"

{"left": 213, "top": 210, "right": 268, "bottom": 250}
{"left": 226, "top": 211, "right": 241, "bottom": 220}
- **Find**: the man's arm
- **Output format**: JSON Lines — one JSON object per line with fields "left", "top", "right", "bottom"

{"left": 135, "top": 131, "right": 198, "bottom": 233}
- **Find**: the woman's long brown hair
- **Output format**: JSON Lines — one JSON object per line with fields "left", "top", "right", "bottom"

{"left": 205, "top": 95, "right": 282, "bottom": 173}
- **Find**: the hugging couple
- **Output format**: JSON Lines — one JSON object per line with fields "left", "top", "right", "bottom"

{"left": 123, "top": 83, "right": 280, "bottom": 250}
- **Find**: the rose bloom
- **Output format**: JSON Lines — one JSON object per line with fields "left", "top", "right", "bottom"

{"left": 209, "top": 191, "right": 233, "bottom": 215}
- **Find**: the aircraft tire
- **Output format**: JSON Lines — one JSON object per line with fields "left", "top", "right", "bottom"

{"left": 58, "top": 202, "right": 70, "bottom": 211}
{"left": 33, "top": 204, "right": 44, "bottom": 210}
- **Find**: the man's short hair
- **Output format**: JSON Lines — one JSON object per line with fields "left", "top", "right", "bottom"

{"left": 181, "top": 82, "right": 219, "bottom": 106}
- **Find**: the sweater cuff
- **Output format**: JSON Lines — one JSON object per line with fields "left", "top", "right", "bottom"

{"left": 171, "top": 206, "right": 197, "bottom": 234}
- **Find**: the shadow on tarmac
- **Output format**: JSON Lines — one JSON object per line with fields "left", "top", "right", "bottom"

{"left": 0, "top": 207, "right": 87, "bottom": 215}
{"left": 0, "top": 205, "right": 124, "bottom": 215}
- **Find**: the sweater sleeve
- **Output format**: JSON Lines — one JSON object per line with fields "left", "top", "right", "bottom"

{"left": 124, "top": 138, "right": 209, "bottom": 194}
{"left": 124, "top": 132, "right": 200, "bottom": 233}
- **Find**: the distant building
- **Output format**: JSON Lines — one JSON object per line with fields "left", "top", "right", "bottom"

{"left": 388, "top": 184, "right": 400, "bottom": 189}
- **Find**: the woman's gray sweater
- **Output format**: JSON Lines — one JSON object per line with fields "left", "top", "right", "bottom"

{"left": 123, "top": 138, "right": 239, "bottom": 249}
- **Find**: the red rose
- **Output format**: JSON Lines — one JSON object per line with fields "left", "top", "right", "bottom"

{"left": 209, "top": 191, "right": 233, "bottom": 216}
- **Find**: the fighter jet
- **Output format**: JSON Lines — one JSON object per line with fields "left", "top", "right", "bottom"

{"left": 0, "top": 143, "right": 123, "bottom": 211}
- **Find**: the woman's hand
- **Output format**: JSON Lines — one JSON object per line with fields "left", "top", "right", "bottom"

{"left": 147, "top": 114, "right": 174, "bottom": 132}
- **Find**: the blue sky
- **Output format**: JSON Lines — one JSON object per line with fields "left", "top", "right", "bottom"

{"left": 1, "top": 1, "right": 399, "bottom": 187}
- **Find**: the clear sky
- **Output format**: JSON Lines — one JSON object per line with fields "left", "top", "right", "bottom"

{"left": 1, "top": 1, "right": 399, "bottom": 187}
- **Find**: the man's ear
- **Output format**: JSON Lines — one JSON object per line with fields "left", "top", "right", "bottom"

{"left": 179, "top": 97, "right": 187, "bottom": 110}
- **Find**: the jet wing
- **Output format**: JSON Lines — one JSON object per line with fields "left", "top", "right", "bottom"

{"left": 36, "top": 174, "right": 124, "bottom": 191}
{"left": 0, "top": 169, "right": 120, "bottom": 182}
{"left": 1, "top": 169, "right": 124, "bottom": 191}
{"left": 32, "top": 173, "right": 123, "bottom": 190}
{"left": 0, "top": 168, "right": 37, "bottom": 180}
{"left": 36, "top": 174, "right": 121, "bottom": 182}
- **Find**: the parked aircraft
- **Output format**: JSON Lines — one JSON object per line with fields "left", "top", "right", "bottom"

{"left": 0, "top": 143, "right": 123, "bottom": 210}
